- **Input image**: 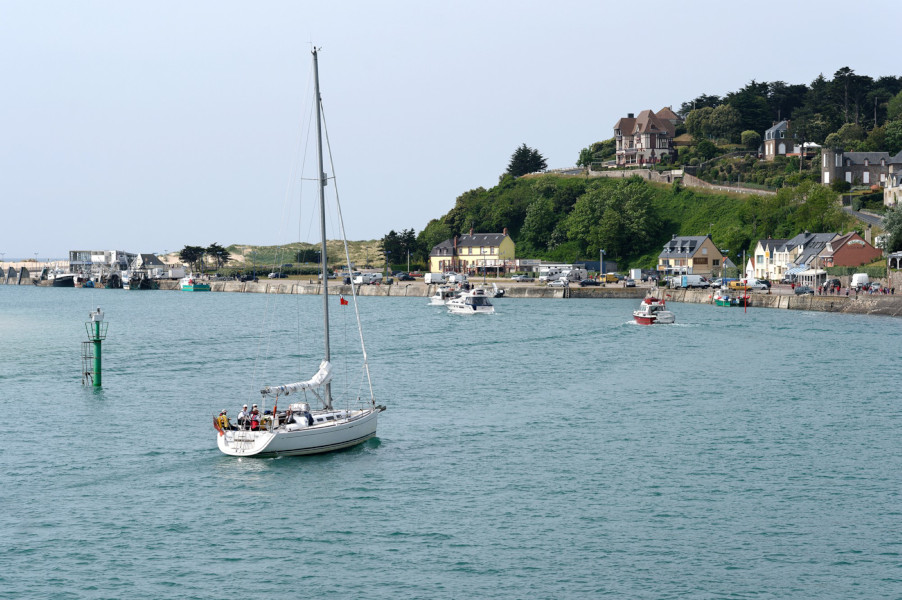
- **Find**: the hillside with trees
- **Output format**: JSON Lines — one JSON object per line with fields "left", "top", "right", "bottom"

{"left": 411, "top": 174, "right": 855, "bottom": 271}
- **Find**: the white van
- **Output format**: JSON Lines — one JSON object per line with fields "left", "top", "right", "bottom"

{"left": 851, "top": 273, "right": 869, "bottom": 290}
{"left": 674, "top": 274, "right": 709, "bottom": 288}
{"left": 424, "top": 272, "right": 445, "bottom": 285}
{"left": 446, "top": 273, "right": 468, "bottom": 284}
{"left": 353, "top": 273, "right": 382, "bottom": 285}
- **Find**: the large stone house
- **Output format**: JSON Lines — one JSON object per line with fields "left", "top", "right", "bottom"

{"left": 429, "top": 229, "right": 515, "bottom": 274}
{"left": 614, "top": 108, "right": 679, "bottom": 167}
{"left": 656, "top": 235, "right": 724, "bottom": 277}
{"left": 821, "top": 149, "right": 902, "bottom": 187}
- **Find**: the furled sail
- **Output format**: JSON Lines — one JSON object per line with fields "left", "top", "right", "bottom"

{"left": 260, "top": 361, "right": 332, "bottom": 398}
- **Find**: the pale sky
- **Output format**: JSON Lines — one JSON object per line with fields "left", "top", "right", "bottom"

{"left": 1, "top": 0, "right": 898, "bottom": 259}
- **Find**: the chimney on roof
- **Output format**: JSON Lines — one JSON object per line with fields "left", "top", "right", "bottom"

{"left": 503, "top": 227, "right": 508, "bottom": 236}
{"left": 469, "top": 227, "right": 473, "bottom": 236}
{"left": 453, "top": 235, "right": 458, "bottom": 252}
{"left": 628, "top": 113, "right": 634, "bottom": 118}
{"left": 672, "top": 234, "right": 676, "bottom": 240}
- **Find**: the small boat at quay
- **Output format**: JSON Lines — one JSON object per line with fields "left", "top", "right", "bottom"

{"left": 48, "top": 269, "right": 75, "bottom": 287}
{"left": 633, "top": 296, "right": 675, "bottom": 325}
{"left": 180, "top": 275, "right": 210, "bottom": 291}
{"left": 714, "top": 292, "right": 748, "bottom": 307}
{"left": 447, "top": 287, "right": 495, "bottom": 314}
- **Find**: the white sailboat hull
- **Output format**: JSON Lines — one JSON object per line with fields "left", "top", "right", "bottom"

{"left": 217, "top": 408, "right": 379, "bottom": 457}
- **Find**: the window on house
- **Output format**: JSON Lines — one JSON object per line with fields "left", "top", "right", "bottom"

{"left": 864, "top": 171, "right": 870, "bottom": 184}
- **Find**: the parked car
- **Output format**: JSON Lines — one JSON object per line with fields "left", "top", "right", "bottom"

{"left": 396, "top": 272, "right": 414, "bottom": 281}
{"left": 578, "top": 278, "right": 599, "bottom": 286}
{"left": 511, "top": 274, "right": 535, "bottom": 282}
{"left": 408, "top": 271, "right": 422, "bottom": 278}
{"left": 624, "top": 278, "right": 636, "bottom": 287}
{"left": 823, "top": 278, "right": 841, "bottom": 290}
{"left": 794, "top": 285, "right": 814, "bottom": 295}
{"left": 548, "top": 279, "right": 568, "bottom": 287}
{"left": 268, "top": 272, "right": 288, "bottom": 279}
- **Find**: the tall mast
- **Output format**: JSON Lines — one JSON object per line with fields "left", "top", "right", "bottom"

{"left": 313, "top": 47, "right": 332, "bottom": 409}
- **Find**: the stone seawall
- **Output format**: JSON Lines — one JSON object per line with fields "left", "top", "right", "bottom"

{"left": 662, "top": 288, "right": 902, "bottom": 317}
{"left": 7, "top": 276, "right": 902, "bottom": 317}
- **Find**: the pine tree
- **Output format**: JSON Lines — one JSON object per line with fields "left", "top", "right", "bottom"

{"left": 506, "top": 143, "right": 547, "bottom": 177}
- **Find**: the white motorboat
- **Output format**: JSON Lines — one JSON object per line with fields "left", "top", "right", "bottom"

{"left": 447, "top": 287, "right": 495, "bottom": 314}
{"left": 216, "top": 48, "right": 384, "bottom": 458}
{"left": 632, "top": 296, "right": 675, "bottom": 325}
{"left": 428, "top": 285, "right": 459, "bottom": 305}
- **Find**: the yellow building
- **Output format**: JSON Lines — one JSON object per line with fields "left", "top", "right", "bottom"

{"left": 657, "top": 235, "right": 724, "bottom": 277}
{"left": 429, "top": 229, "right": 515, "bottom": 274}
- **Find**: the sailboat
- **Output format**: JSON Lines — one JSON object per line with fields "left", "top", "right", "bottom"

{"left": 216, "top": 48, "right": 385, "bottom": 457}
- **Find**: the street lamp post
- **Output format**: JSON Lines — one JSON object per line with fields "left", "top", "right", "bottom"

{"left": 599, "top": 249, "right": 605, "bottom": 281}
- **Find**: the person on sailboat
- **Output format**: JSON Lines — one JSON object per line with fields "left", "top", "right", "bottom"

{"left": 237, "top": 404, "right": 248, "bottom": 429}
{"left": 250, "top": 405, "right": 260, "bottom": 430}
{"left": 218, "top": 410, "right": 235, "bottom": 431}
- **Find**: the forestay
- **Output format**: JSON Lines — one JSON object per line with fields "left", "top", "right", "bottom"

{"left": 260, "top": 360, "right": 333, "bottom": 398}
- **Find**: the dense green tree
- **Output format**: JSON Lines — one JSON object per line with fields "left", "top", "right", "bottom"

{"left": 506, "top": 143, "right": 547, "bottom": 177}
{"left": 417, "top": 220, "right": 452, "bottom": 259}
{"left": 709, "top": 104, "right": 742, "bottom": 141}
{"left": 884, "top": 119, "right": 902, "bottom": 154}
{"left": 563, "top": 177, "right": 660, "bottom": 260}
{"left": 823, "top": 122, "right": 866, "bottom": 150}
{"left": 886, "top": 90, "right": 902, "bottom": 122}
{"left": 520, "top": 197, "right": 556, "bottom": 250}
{"left": 678, "top": 94, "right": 722, "bottom": 117}
{"left": 883, "top": 204, "right": 902, "bottom": 252}
{"left": 725, "top": 80, "right": 772, "bottom": 134}
{"left": 206, "top": 243, "right": 231, "bottom": 270}
{"left": 695, "top": 139, "right": 718, "bottom": 160}
{"left": 684, "top": 107, "right": 714, "bottom": 139}
{"left": 741, "top": 130, "right": 762, "bottom": 150}
{"left": 179, "top": 245, "right": 206, "bottom": 272}
{"left": 784, "top": 181, "right": 845, "bottom": 233}
{"left": 768, "top": 81, "right": 808, "bottom": 122}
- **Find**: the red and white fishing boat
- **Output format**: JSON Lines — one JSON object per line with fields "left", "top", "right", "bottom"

{"left": 633, "top": 296, "right": 675, "bottom": 325}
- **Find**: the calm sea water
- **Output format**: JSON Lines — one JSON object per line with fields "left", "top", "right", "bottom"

{"left": 1, "top": 286, "right": 900, "bottom": 599}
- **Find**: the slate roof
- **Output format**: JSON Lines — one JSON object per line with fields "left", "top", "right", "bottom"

{"left": 757, "top": 238, "right": 788, "bottom": 253}
{"left": 429, "top": 233, "right": 510, "bottom": 257}
{"left": 138, "top": 253, "right": 166, "bottom": 267}
{"left": 840, "top": 152, "right": 891, "bottom": 165}
{"left": 659, "top": 235, "right": 711, "bottom": 259}
{"left": 765, "top": 120, "right": 789, "bottom": 140}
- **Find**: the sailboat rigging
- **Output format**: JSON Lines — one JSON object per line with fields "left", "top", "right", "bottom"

{"left": 216, "top": 47, "right": 385, "bottom": 457}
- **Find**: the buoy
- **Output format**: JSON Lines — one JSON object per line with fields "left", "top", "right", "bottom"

{"left": 82, "top": 307, "right": 108, "bottom": 387}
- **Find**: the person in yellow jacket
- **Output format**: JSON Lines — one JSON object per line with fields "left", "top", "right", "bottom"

{"left": 218, "top": 410, "right": 235, "bottom": 431}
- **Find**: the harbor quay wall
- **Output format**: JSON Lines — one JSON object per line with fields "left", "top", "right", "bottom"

{"left": 662, "top": 288, "right": 902, "bottom": 318}
{"left": 8, "top": 276, "right": 902, "bottom": 317}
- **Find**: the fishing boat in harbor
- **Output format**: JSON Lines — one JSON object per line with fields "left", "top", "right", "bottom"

{"left": 633, "top": 296, "right": 675, "bottom": 325}
{"left": 180, "top": 275, "right": 210, "bottom": 291}
{"left": 47, "top": 269, "right": 75, "bottom": 287}
{"left": 713, "top": 292, "right": 748, "bottom": 307}
{"left": 215, "top": 47, "right": 384, "bottom": 458}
